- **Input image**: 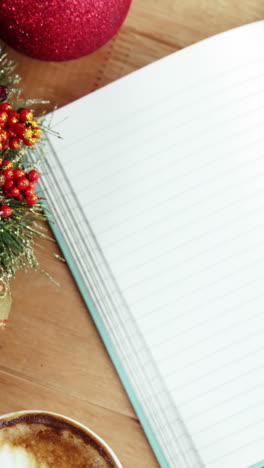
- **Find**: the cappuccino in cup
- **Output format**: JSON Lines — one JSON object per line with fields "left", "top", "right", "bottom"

{"left": 0, "top": 411, "right": 122, "bottom": 468}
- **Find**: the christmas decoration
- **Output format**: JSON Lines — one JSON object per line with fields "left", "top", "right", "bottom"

{"left": 0, "top": 47, "right": 58, "bottom": 328}
{"left": 0, "top": 0, "right": 132, "bottom": 61}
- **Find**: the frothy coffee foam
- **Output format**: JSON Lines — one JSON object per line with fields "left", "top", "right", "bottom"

{"left": 0, "top": 443, "right": 43, "bottom": 467}
{"left": 0, "top": 413, "right": 117, "bottom": 468}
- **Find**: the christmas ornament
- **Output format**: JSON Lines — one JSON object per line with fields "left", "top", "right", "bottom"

{"left": 0, "top": 0, "right": 132, "bottom": 61}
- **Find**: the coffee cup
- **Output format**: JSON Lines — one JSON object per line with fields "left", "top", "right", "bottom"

{"left": 0, "top": 410, "right": 122, "bottom": 467}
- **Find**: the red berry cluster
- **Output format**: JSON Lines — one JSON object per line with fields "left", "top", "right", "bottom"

{"left": 0, "top": 103, "right": 42, "bottom": 150}
{"left": 0, "top": 159, "right": 40, "bottom": 217}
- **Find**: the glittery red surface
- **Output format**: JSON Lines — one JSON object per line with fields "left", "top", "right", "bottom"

{"left": 0, "top": 0, "right": 132, "bottom": 61}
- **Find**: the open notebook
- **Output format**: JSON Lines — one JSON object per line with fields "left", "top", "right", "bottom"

{"left": 37, "top": 20, "right": 264, "bottom": 468}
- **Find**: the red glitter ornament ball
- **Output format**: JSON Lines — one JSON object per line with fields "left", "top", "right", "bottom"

{"left": 0, "top": 0, "right": 132, "bottom": 61}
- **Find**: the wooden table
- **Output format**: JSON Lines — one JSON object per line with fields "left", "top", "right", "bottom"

{"left": 1, "top": 1, "right": 263, "bottom": 467}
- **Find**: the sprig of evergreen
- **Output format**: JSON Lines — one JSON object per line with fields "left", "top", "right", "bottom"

{"left": 0, "top": 46, "right": 56, "bottom": 283}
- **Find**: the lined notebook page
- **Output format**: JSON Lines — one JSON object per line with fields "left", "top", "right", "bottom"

{"left": 42, "top": 21, "right": 264, "bottom": 468}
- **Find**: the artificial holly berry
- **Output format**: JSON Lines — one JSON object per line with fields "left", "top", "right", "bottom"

{"left": 0, "top": 129, "right": 8, "bottom": 143}
{"left": 26, "top": 193, "right": 38, "bottom": 205}
{"left": 27, "top": 170, "right": 40, "bottom": 182}
{"left": 24, "top": 187, "right": 35, "bottom": 197}
{"left": 15, "top": 192, "right": 25, "bottom": 201}
{"left": 27, "top": 181, "right": 35, "bottom": 190}
{"left": 9, "top": 186, "right": 20, "bottom": 197}
{"left": 0, "top": 102, "right": 12, "bottom": 112}
{"left": 6, "top": 127, "right": 16, "bottom": 139}
{"left": 7, "top": 110, "right": 19, "bottom": 127}
{"left": 33, "top": 127, "right": 42, "bottom": 139}
{"left": 0, "top": 133, "right": 7, "bottom": 147}
{"left": 2, "top": 160, "right": 13, "bottom": 170}
{"left": 3, "top": 168, "right": 13, "bottom": 179}
{"left": 0, "top": 205, "right": 12, "bottom": 217}
{"left": 23, "top": 137, "right": 37, "bottom": 147}
{"left": 22, "top": 127, "right": 33, "bottom": 140}
{"left": 0, "top": 111, "right": 8, "bottom": 128}
{"left": 16, "top": 177, "right": 29, "bottom": 190}
{"left": 19, "top": 108, "right": 33, "bottom": 122}
{"left": 14, "top": 122, "right": 26, "bottom": 138}
{"left": 13, "top": 168, "right": 25, "bottom": 180}
{"left": 9, "top": 138, "right": 21, "bottom": 150}
{"left": 3, "top": 179, "right": 14, "bottom": 190}
{"left": 0, "top": 87, "right": 9, "bottom": 103}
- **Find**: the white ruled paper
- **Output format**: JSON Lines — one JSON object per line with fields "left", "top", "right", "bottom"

{"left": 41, "top": 21, "right": 264, "bottom": 468}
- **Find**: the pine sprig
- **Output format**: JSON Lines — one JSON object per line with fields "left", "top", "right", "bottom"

{"left": 0, "top": 46, "right": 58, "bottom": 286}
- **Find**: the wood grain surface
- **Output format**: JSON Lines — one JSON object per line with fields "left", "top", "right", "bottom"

{"left": 1, "top": 1, "right": 263, "bottom": 467}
